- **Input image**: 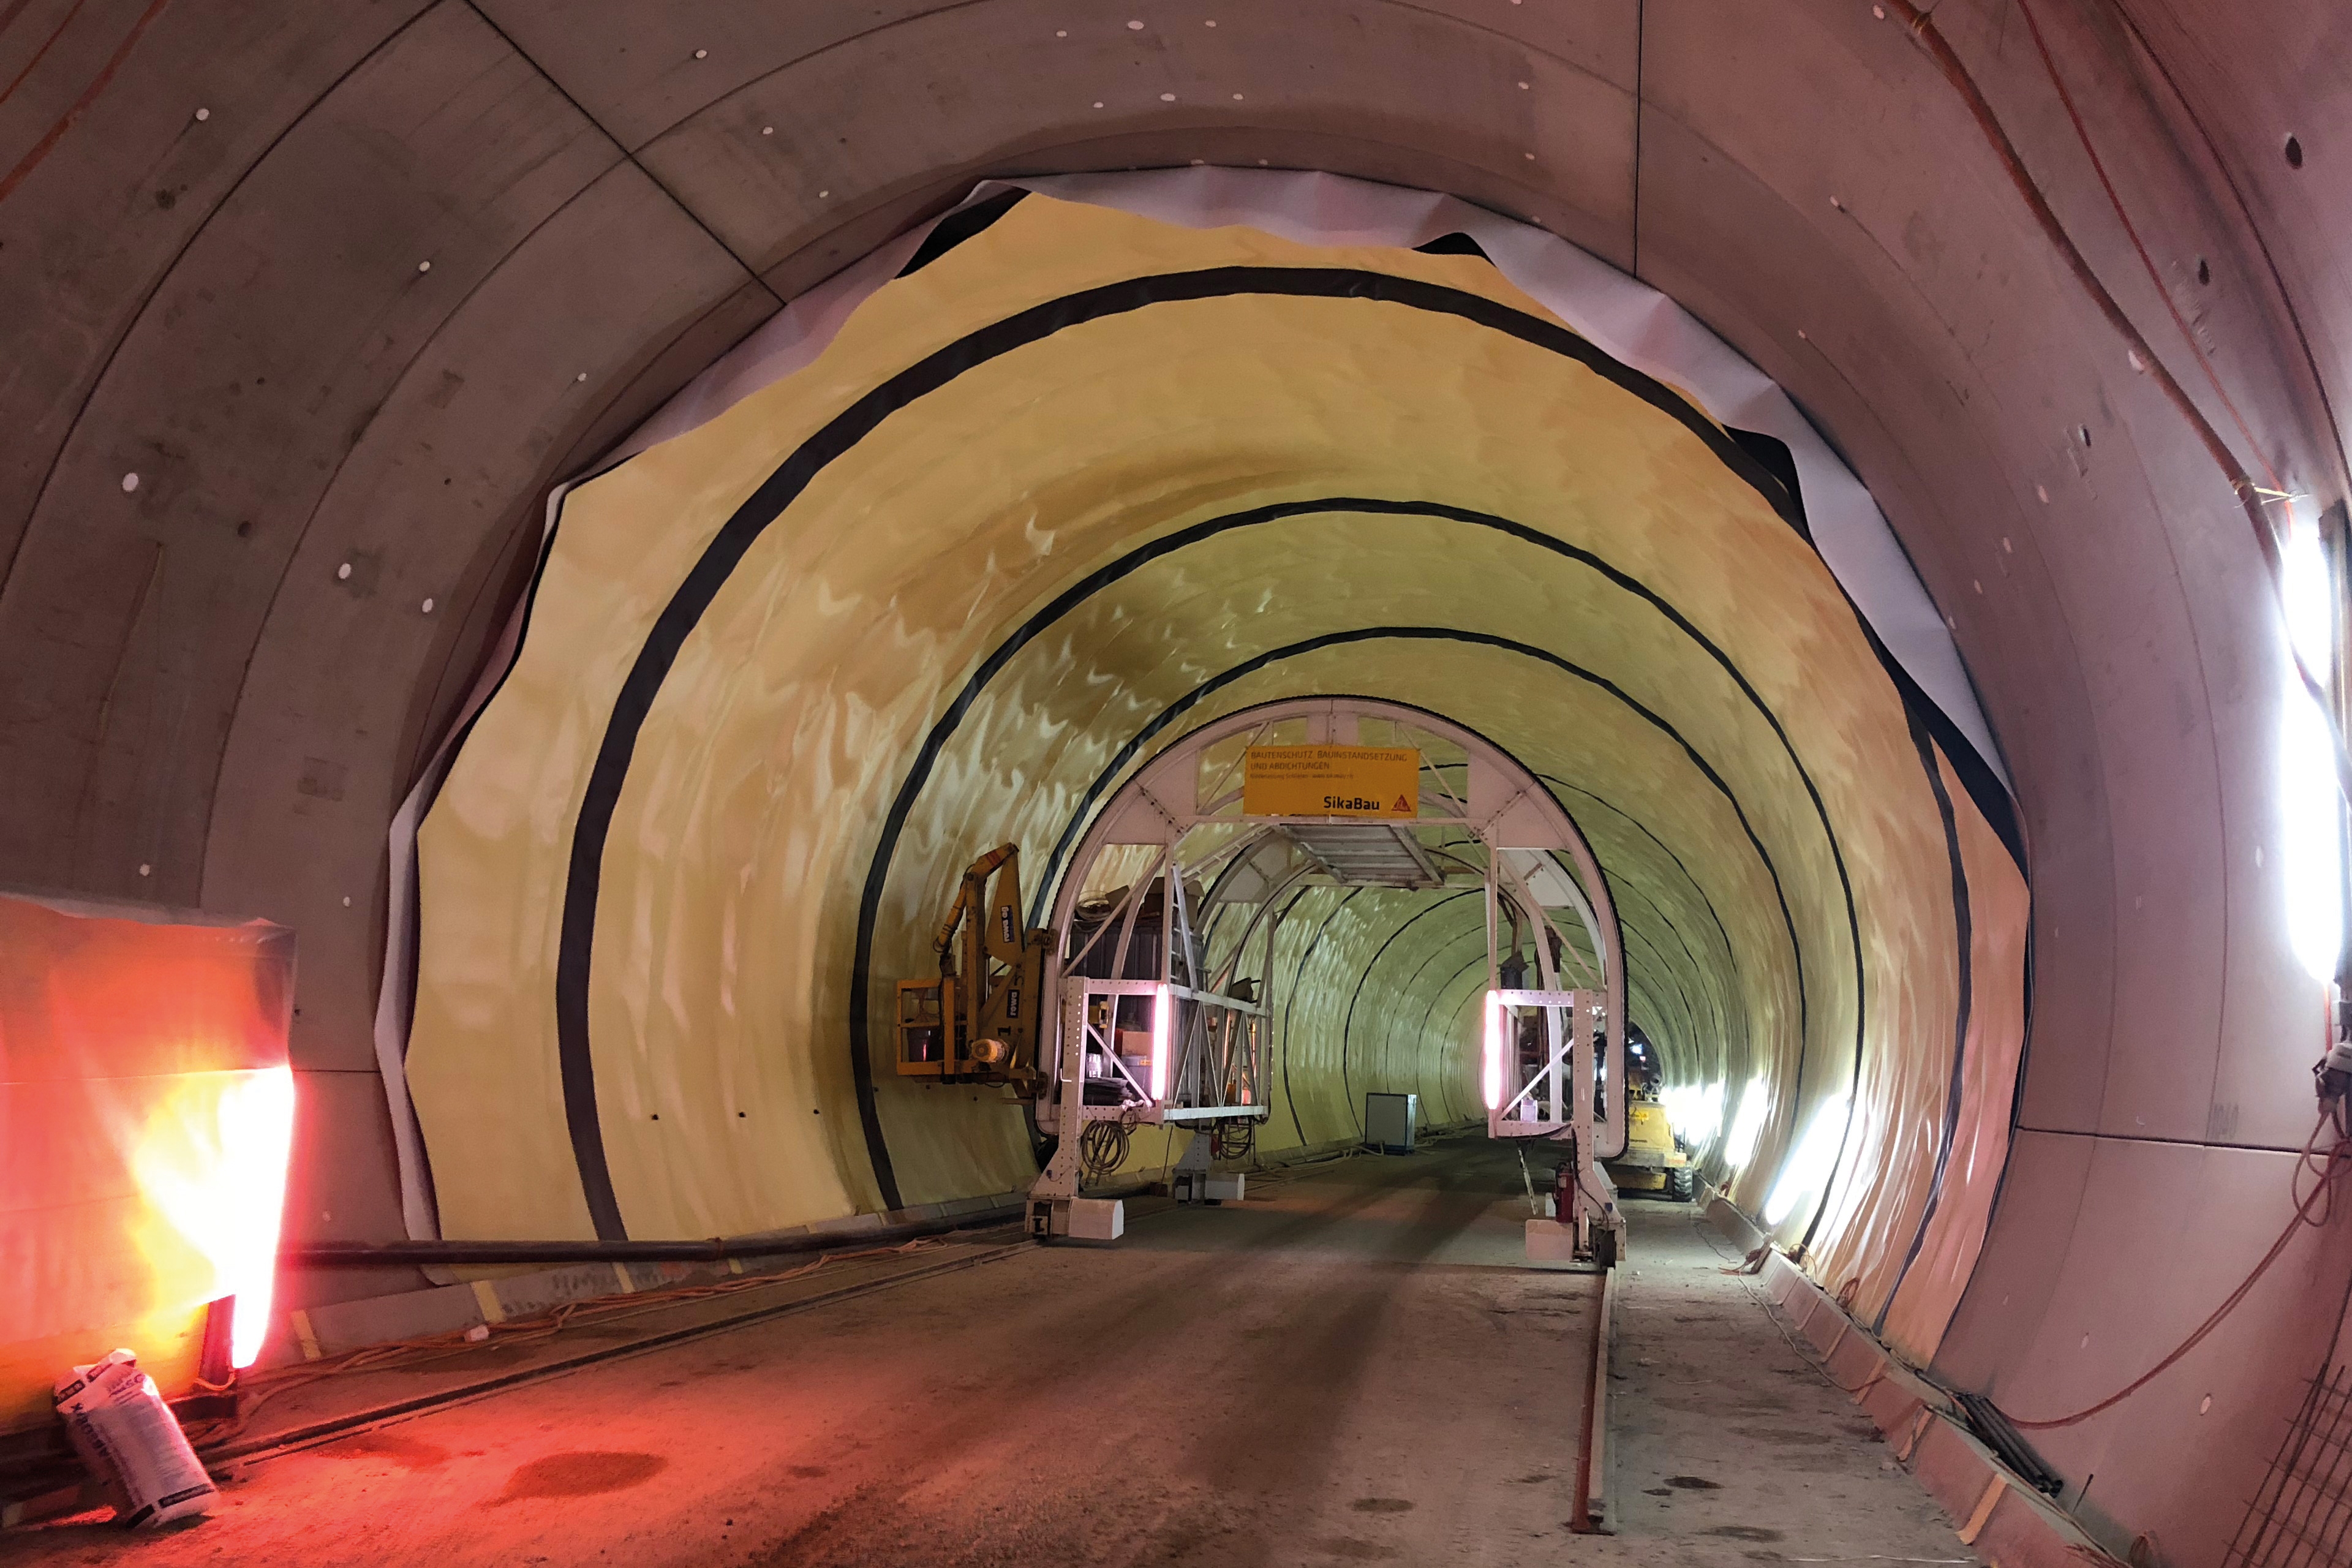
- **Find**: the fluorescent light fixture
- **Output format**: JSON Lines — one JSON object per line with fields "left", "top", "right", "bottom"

{"left": 2283, "top": 688, "right": 2342, "bottom": 984}
{"left": 1482, "top": 991, "right": 1503, "bottom": 1110}
{"left": 1764, "top": 1094, "right": 1849, "bottom": 1227}
{"left": 2281, "top": 518, "right": 2344, "bottom": 985}
{"left": 1722, "top": 1077, "right": 1768, "bottom": 1170}
{"left": 1149, "top": 984, "right": 1171, "bottom": 1101}
{"left": 2285, "top": 514, "right": 2335, "bottom": 673}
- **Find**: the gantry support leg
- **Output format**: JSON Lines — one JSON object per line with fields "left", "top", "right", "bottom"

{"left": 1170, "top": 1123, "right": 1213, "bottom": 1204}
{"left": 1028, "top": 984, "right": 1123, "bottom": 1240}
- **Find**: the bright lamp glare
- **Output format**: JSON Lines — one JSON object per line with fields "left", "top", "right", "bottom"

{"left": 1662, "top": 1081, "right": 1724, "bottom": 1150}
{"left": 1482, "top": 992, "right": 1504, "bottom": 1110}
{"left": 2285, "top": 519, "right": 2335, "bottom": 674}
{"left": 227, "top": 1068, "right": 296, "bottom": 1366}
{"left": 1722, "top": 1077, "right": 1769, "bottom": 1170}
{"left": 2283, "top": 690, "right": 2343, "bottom": 984}
{"left": 2280, "top": 521, "right": 2344, "bottom": 985}
{"left": 1149, "top": 984, "right": 1170, "bottom": 1102}
{"left": 1763, "top": 1095, "right": 1849, "bottom": 1227}
{"left": 135, "top": 1065, "right": 298, "bottom": 1369}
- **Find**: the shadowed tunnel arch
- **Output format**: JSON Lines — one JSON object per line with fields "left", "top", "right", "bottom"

{"left": 872, "top": 625, "right": 1822, "bottom": 1215}
{"left": 538, "top": 247, "right": 1923, "bottom": 1229}
{"left": 9, "top": 13, "right": 2344, "bottom": 1542}
{"left": 399, "top": 196, "right": 2006, "bottom": 1370}
{"left": 541, "top": 247, "right": 1925, "bottom": 1227}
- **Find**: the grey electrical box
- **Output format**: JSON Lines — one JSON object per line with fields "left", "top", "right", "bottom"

{"left": 1365, "top": 1092, "right": 1419, "bottom": 1154}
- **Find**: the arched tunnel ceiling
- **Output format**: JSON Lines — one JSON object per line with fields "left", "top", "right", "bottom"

{"left": 0, "top": 0, "right": 2339, "bottom": 1163}
{"left": 400, "top": 195, "right": 2023, "bottom": 1367}
{"left": 2, "top": 8, "right": 2347, "bottom": 1565}
{"left": 0, "top": 0, "right": 2337, "bottom": 1160}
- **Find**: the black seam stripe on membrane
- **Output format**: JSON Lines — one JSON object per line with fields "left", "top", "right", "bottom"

{"left": 1006, "top": 499, "right": 1847, "bottom": 929}
{"left": 1383, "top": 909, "right": 1491, "bottom": 1114}
{"left": 1531, "top": 769, "right": 1749, "bottom": 1057}
{"left": 555, "top": 268, "right": 1958, "bottom": 1230}
{"left": 1422, "top": 950, "right": 1494, "bottom": 1124}
{"left": 989, "top": 503, "right": 1847, "bottom": 1127}
{"left": 1792, "top": 694, "right": 1973, "bottom": 1257}
{"left": 1340, "top": 892, "right": 1482, "bottom": 1136}
{"left": 876, "top": 497, "right": 1840, "bottom": 1218}
{"left": 1419, "top": 927, "right": 1501, "bottom": 1122}
{"left": 1280, "top": 887, "right": 1363, "bottom": 1148}
{"left": 1868, "top": 706, "right": 1977, "bottom": 1314}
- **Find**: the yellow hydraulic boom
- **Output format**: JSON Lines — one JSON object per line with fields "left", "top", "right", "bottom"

{"left": 895, "top": 844, "right": 1051, "bottom": 1091}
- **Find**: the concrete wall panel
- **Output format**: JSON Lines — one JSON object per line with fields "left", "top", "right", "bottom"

{"left": 201, "top": 161, "right": 761, "bottom": 1078}
{"left": 0, "top": 1, "right": 618, "bottom": 904}
{"left": 476, "top": 0, "right": 1640, "bottom": 157}
{"left": 2094, "top": 0, "right": 2352, "bottom": 490}
{"left": 1939, "top": 1131, "right": 2352, "bottom": 1568}
{"left": 631, "top": 0, "right": 1637, "bottom": 282}
{"left": 0, "top": 0, "right": 431, "bottom": 576}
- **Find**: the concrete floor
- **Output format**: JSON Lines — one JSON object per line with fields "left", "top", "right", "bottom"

{"left": 4, "top": 1144, "right": 1974, "bottom": 1566}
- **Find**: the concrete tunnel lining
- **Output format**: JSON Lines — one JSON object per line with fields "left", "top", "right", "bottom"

{"left": 7, "top": 3, "right": 2350, "bottom": 1555}
{"left": 393, "top": 186, "right": 2022, "bottom": 1370}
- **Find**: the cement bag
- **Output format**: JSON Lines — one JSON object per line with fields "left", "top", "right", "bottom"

{"left": 53, "top": 1349, "right": 217, "bottom": 1529}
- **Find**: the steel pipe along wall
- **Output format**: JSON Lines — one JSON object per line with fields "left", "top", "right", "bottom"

{"left": 2, "top": 6, "right": 2348, "bottom": 1566}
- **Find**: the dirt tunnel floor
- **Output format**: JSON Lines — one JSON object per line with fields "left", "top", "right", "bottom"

{"left": 4, "top": 1142, "right": 1976, "bottom": 1566}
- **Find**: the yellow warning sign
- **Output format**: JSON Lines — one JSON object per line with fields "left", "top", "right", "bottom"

{"left": 1241, "top": 745, "right": 1420, "bottom": 819}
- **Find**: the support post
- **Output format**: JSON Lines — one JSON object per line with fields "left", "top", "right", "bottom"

{"left": 1027, "top": 981, "right": 1091, "bottom": 1230}
{"left": 1170, "top": 1125, "right": 1213, "bottom": 1203}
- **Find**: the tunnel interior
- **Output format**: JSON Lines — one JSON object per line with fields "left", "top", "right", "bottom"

{"left": 395, "top": 184, "right": 2023, "bottom": 1363}
{"left": 6, "top": 4, "right": 2352, "bottom": 1564}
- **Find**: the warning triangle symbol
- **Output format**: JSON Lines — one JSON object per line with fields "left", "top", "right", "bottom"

{"left": 1392, "top": 795, "right": 1409, "bottom": 813}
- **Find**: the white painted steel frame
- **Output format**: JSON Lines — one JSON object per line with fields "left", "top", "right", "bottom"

{"left": 1031, "top": 696, "right": 1629, "bottom": 1232}
{"left": 1029, "top": 975, "right": 1272, "bottom": 1207}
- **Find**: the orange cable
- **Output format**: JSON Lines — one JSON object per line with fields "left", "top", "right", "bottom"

{"left": 2003, "top": 1122, "right": 2351, "bottom": 1430}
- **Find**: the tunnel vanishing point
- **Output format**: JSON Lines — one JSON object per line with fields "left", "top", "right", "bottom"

{"left": 4, "top": 4, "right": 2352, "bottom": 1566}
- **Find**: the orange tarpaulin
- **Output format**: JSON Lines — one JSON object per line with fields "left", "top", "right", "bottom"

{"left": 0, "top": 889, "right": 295, "bottom": 1436}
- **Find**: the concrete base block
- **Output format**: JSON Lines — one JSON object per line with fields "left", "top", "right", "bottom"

{"left": 1525, "top": 1218, "right": 1579, "bottom": 1262}
{"left": 1204, "top": 1173, "right": 1245, "bottom": 1202}
{"left": 1061, "top": 1197, "right": 1125, "bottom": 1241}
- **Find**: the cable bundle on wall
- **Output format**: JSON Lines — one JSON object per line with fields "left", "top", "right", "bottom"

{"left": 1997, "top": 1108, "right": 2352, "bottom": 1432}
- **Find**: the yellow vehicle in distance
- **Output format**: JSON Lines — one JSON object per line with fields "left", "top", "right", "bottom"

{"left": 1605, "top": 1034, "right": 1697, "bottom": 1200}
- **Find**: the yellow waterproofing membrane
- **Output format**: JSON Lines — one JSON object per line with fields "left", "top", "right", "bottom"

{"left": 405, "top": 193, "right": 2027, "bottom": 1362}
